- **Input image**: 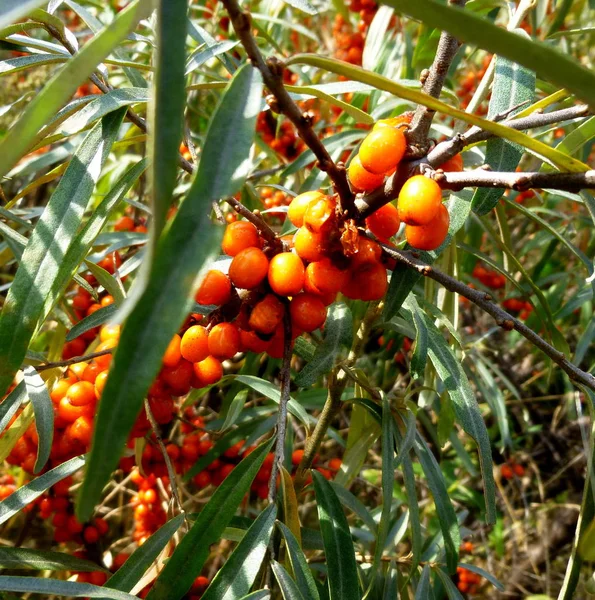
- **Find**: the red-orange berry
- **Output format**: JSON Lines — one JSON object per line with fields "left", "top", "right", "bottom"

{"left": 249, "top": 294, "right": 285, "bottom": 335}
{"left": 290, "top": 293, "right": 327, "bottom": 332}
{"left": 287, "top": 191, "right": 325, "bottom": 228}
{"left": 304, "top": 258, "right": 349, "bottom": 294}
{"left": 438, "top": 153, "right": 463, "bottom": 172}
{"left": 195, "top": 270, "right": 231, "bottom": 306}
{"left": 303, "top": 195, "right": 335, "bottom": 234}
{"left": 397, "top": 175, "right": 443, "bottom": 226}
{"left": 351, "top": 237, "right": 382, "bottom": 269}
{"left": 239, "top": 329, "right": 270, "bottom": 354}
{"left": 221, "top": 221, "right": 260, "bottom": 256}
{"left": 268, "top": 253, "right": 305, "bottom": 296}
{"left": 114, "top": 216, "right": 135, "bottom": 232}
{"left": 348, "top": 155, "right": 385, "bottom": 192}
{"left": 342, "top": 263, "right": 388, "bottom": 301}
{"left": 162, "top": 334, "right": 182, "bottom": 368}
{"left": 359, "top": 127, "right": 407, "bottom": 174}
{"left": 66, "top": 381, "right": 96, "bottom": 407}
{"left": 293, "top": 227, "right": 326, "bottom": 262}
{"left": 208, "top": 322, "right": 240, "bottom": 360}
{"left": 405, "top": 203, "right": 450, "bottom": 251}
{"left": 229, "top": 247, "right": 269, "bottom": 289}
{"left": 180, "top": 325, "right": 210, "bottom": 363}
{"left": 193, "top": 356, "right": 223, "bottom": 387}
{"left": 366, "top": 203, "right": 400, "bottom": 239}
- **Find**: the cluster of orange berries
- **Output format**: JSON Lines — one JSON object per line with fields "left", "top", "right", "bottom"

{"left": 129, "top": 470, "right": 168, "bottom": 544}
{"left": 113, "top": 213, "right": 148, "bottom": 234}
{"left": 332, "top": 0, "right": 378, "bottom": 66}
{"left": 472, "top": 263, "right": 506, "bottom": 290}
{"left": 456, "top": 542, "right": 483, "bottom": 596}
{"left": 457, "top": 55, "right": 492, "bottom": 113}
{"left": 502, "top": 297, "right": 533, "bottom": 321}
{"left": 74, "top": 82, "right": 101, "bottom": 99}
{"left": 500, "top": 459, "right": 525, "bottom": 480}
{"left": 259, "top": 186, "right": 292, "bottom": 221}
{"left": 256, "top": 111, "right": 304, "bottom": 159}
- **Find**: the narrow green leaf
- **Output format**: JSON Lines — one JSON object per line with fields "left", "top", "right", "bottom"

{"left": 272, "top": 561, "right": 306, "bottom": 600}
{"left": 295, "top": 303, "right": 353, "bottom": 387}
{"left": 278, "top": 522, "right": 320, "bottom": 600}
{"left": 0, "top": 54, "right": 66, "bottom": 75}
{"left": 76, "top": 64, "right": 263, "bottom": 521}
{"left": 381, "top": 0, "right": 595, "bottom": 111}
{"left": 22, "top": 366, "right": 53, "bottom": 473}
{"left": 0, "top": 111, "right": 125, "bottom": 397}
{"left": 414, "top": 565, "right": 432, "bottom": 600}
{"left": 435, "top": 568, "right": 465, "bottom": 600}
{"left": 202, "top": 504, "right": 277, "bottom": 600}
{"left": 280, "top": 0, "right": 317, "bottom": 14}
{"left": 401, "top": 454, "right": 422, "bottom": 569}
{"left": 403, "top": 296, "right": 428, "bottom": 380}
{"left": 328, "top": 481, "right": 377, "bottom": 534}
{"left": 280, "top": 467, "right": 303, "bottom": 547}
{"left": 0, "top": 547, "right": 106, "bottom": 573}
{"left": 103, "top": 514, "right": 184, "bottom": 594}
{"left": 146, "top": 439, "right": 274, "bottom": 600}
{"left": 0, "top": 455, "right": 85, "bottom": 525}
{"left": 0, "top": 380, "right": 25, "bottom": 437}
{"left": 423, "top": 315, "right": 496, "bottom": 524}
{"left": 285, "top": 54, "right": 589, "bottom": 172}
{"left": 84, "top": 260, "right": 126, "bottom": 303}
{"left": 65, "top": 304, "right": 118, "bottom": 341}
{"left": 186, "top": 40, "right": 239, "bottom": 74}
{"left": 0, "top": 577, "right": 137, "bottom": 600}
{"left": 458, "top": 563, "right": 503, "bottom": 591}
{"left": 240, "top": 592, "right": 270, "bottom": 600}
{"left": 0, "top": 0, "right": 151, "bottom": 179}
{"left": 472, "top": 55, "right": 535, "bottom": 215}
{"left": 149, "top": 0, "right": 187, "bottom": 244}
{"left": 0, "top": 0, "right": 51, "bottom": 29}
{"left": 546, "top": 115, "right": 595, "bottom": 165}
{"left": 413, "top": 435, "right": 460, "bottom": 573}
{"left": 313, "top": 470, "right": 360, "bottom": 600}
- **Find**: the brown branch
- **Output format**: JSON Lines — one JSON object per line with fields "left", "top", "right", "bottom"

{"left": 377, "top": 243, "right": 595, "bottom": 393}
{"left": 406, "top": 0, "right": 467, "bottom": 150}
{"left": 427, "top": 104, "right": 591, "bottom": 168}
{"left": 224, "top": 197, "right": 283, "bottom": 251}
{"left": 34, "top": 349, "right": 113, "bottom": 371}
{"left": 268, "top": 311, "right": 293, "bottom": 503}
{"left": 220, "top": 0, "right": 355, "bottom": 214}
{"left": 433, "top": 168, "right": 595, "bottom": 192}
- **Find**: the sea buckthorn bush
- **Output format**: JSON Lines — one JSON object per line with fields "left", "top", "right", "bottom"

{"left": 0, "top": 1, "right": 593, "bottom": 599}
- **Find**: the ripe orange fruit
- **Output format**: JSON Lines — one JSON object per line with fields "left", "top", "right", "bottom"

{"left": 342, "top": 263, "right": 388, "bottom": 301}
{"left": 221, "top": 221, "right": 260, "bottom": 256}
{"left": 208, "top": 322, "right": 241, "bottom": 359}
{"left": 438, "top": 153, "right": 463, "bottom": 172}
{"left": 351, "top": 237, "right": 382, "bottom": 269}
{"left": 160, "top": 360, "right": 193, "bottom": 396}
{"left": 66, "top": 381, "right": 96, "bottom": 407}
{"left": 100, "top": 323, "right": 120, "bottom": 342}
{"left": 268, "top": 252, "right": 305, "bottom": 296}
{"left": 359, "top": 127, "right": 407, "bottom": 174}
{"left": 366, "top": 203, "right": 400, "bottom": 239}
{"left": 114, "top": 216, "right": 135, "bottom": 232}
{"left": 303, "top": 195, "right": 335, "bottom": 234}
{"left": 294, "top": 227, "right": 326, "bottom": 262}
{"left": 373, "top": 112, "right": 413, "bottom": 130}
{"left": 193, "top": 356, "right": 223, "bottom": 386}
{"left": 195, "top": 270, "right": 231, "bottom": 305}
{"left": 287, "top": 191, "right": 325, "bottom": 227}
{"left": 305, "top": 258, "right": 349, "bottom": 294}
{"left": 229, "top": 247, "right": 269, "bottom": 289}
{"left": 397, "top": 175, "right": 443, "bottom": 226}
{"left": 405, "top": 203, "right": 450, "bottom": 251}
{"left": 239, "top": 329, "right": 270, "bottom": 354}
{"left": 348, "top": 155, "right": 385, "bottom": 192}
{"left": 249, "top": 294, "right": 285, "bottom": 335}
{"left": 180, "top": 325, "right": 210, "bottom": 363}
{"left": 290, "top": 293, "right": 327, "bottom": 332}
{"left": 162, "top": 334, "right": 182, "bottom": 368}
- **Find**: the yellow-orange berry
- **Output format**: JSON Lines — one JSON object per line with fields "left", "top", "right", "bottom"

{"left": 287, "top": 191, "right": 325, "bottom": 227}
{"left": 290, "top": 293, "right": 327, "bottom": 332}
{"left": 305, "top": 258, "right": 349, "bottom": 294}
{"left": 294, "top": 227, "right": 326, "bottom": 262}
{"left": 162, "top": 334, "right": 182, "bottom": 368}
{"left": 195, "top": 270, "right": 231, "bottom": 306}
{"left": 405, "top": 203, "right": 450, "bottom": 251}
{"left": 229, "top": 247, "right": 269, "bottom": 289}
{"left": 348, "top": 155, "right": 385, "bottom": 192}
{"left": 365, "top": 203, "right": 400, "bottom": 239}
{"left": 438, "top": 153, "right": 463, "bottom": 172}
{"left": 208, "top": 322, "right": 241, "bottom": 360}
{"left": 249, "top": 294, "right": 285, "bottom": 335}
{"left": 342, "top": 263, "right": 388, "bottom": 301}
{"left": 359, "top": 127, "right": 407, "bottom": 175}
{"left": 180, "top": 325, "right": 210, "bottom": 363}
{"left": 268, "top": 253, "right": 305, "bottom": 296}
{"left": 397, "top": 175, "right": 443, "bottom": 226}
{"left": 351, "top": 237, "right": 382, "bottom": 269}
{"left": 221, "top": 221, "right": 260, "bottom": 256}
{"left": 193, "top": 356, "right": 223, "bottom": 387}
{"left": 303, "top": 195, "right": 336, "bottom": 234}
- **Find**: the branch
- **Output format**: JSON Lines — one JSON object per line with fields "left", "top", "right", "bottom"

{"left": 427, "top": 104, "right": 590, "bottom": 167}
{"left": 433, "top": 168, "right": 595, "bottom": 192}
{"left": 268, "top": 311, "right": 293, "bottom": 503}
{"left": 224, "top": 197, "right": 283, "bottom": 251}
{"left": 220, "top": 0, "right": 355, "bottom": 214}
{"left": 34, "top": 349, "right": 113, "bottom": 371}
{"left": 406, "top": 0, "right": 467, "bottom": 149}
{"left": 377, "top": 242, "right": 595, "bottom": 393}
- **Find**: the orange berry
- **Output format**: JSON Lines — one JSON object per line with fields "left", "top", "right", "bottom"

{"left": 351, "top": 237, "right": 382, "bottom": 269}
{"left": 162, "top": 334, "right": 182, "bottom": 368}
{"left": 287, "top": 191, "right": 325, "bottom": 227}
{"left": 82, "top": 361, "right": 102, "bottom": 384}
{"left": 348, "top": 155, "right": 385, "bottom": 192}
{"left": 359, "top": 127, "right": 407, "bottom": 174}
{"left": 94, "top": 371, "right": 108, "bottom": 398}
{"left": 405, "top": 203, "right": 450, "bottom": 251}
{"left": 240, "top": 329, "right": 271, "bottom": 353}
{"left": 304, "top": 258, "right": 350, "bottom": 295}
{"left": 373, "top": 113, "right": 413, "bottom": 130}
{"left": 366, "top": 203, "right": 400, "bottom": 239}
{"left": 180, "top": 325, "right": 210, "bottom": 363}
{"left": 100, "top": 323, "right": 120, "bottom": 342}
{"left": 438, "top": 153, "right": 463, "bottom": 172}
{"left": 397, "top": 175, "right": 443, "bottom": 226}
{"left": 303, "top": 195, "right": 335, "bottom": 234}
{"left": 229, "top": 247, "right": 269, "bottom": 289}
{"left": 501, "top": 464, "right": 513, "bottom": 479}
{"left": 193, "top": 471, "right": 211, "bottom": 488}
{"left": 101, "top": 295, "right": 115, "bottom": 307}
{"left": 66, "top": 381, "right": 96, "bottom": 407}
{"left": 160, "top": 360, "right": 194, "bottom": 396}
{"left": 58, "top": 397, "right": 95, "bottom": 423}
{"left": 51, "top": 380, "right": 71, "bottom": 403}
{"left": 68, "top": 361, "right": 88, "bottom": 381}
{"left": 83, "top": 525, "right": 99, "bottom": 544}
{"left": 208, "top": 322, "right": 240, "bottom": 359}
{"left": 69, "top": 415, "right": 94, "bottom": 446}
{"left": 72, "top": 293, "right": 92, "bottom": 311}
{"left": 195, "top": 270, "right": 231, "bottom": 306}
{"left": 289, "top": 293, "right": 327, "bottom": 332}
{"left": 193, "top": 356, "right": 223, "bottom": 387}
{"left": 249, "top": 294, "right": 285, "bottom": 335}
{"left": 513, "top": 463, "right": 525, "bottom": 477}
{"left": 94, "top": 339, "right": 117, "bottom": 370}
{"left": 291, "top": 449, "right": 304, "bottom": 465}
{"left": 114, "top": 216, "right": 135, "bottom": 232}
{"left": 221, "top": 221, "right": 260, "bottom": 256}
{"left": 342, "top": 263, "right": 388, "bottom": 301}
{"left": 293, "top": 227, "right": 326, "bottom": 262}
{"left": 328, "top": 458, "right": 342, "bottom": 472}
{"left": 268, "top": 253, "right": 305, "bottom": 296}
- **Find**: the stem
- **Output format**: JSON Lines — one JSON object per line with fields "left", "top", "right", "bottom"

{"left": 34, "top": 348, "right": 113, "bottom": 371}
{"left": 224, "top": 196, "right": 282, "bottom": 250}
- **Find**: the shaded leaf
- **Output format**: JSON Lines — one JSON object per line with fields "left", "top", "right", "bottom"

{"left": 278, "top": 522, "right": 320, "bottom": 600}
{"left": 65, "top": 304, "right": 118, "bottom": 341}
{"left": 22, "top": 366, "right": 53, "bottom": 473}
{"left": 0, "top": 577, "right": 136, "bottom": 600}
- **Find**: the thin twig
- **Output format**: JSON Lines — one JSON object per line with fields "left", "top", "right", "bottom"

{"left": 268, "top": 311, "right": 293, "bottom": 503}
{"left": 376, "top": 242, "right": 595, "bottom": 393}
{"left": 406, "top": 0, "right": 467, "bottom": 150}
{"left": 34, "top": 349, "right": 113, "bottom": 371}
{"left": 224, "top": 196, "right": 282, "bottom": 250}
{"left": 220, "top": 0, "right": 354, "bottom": 214}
